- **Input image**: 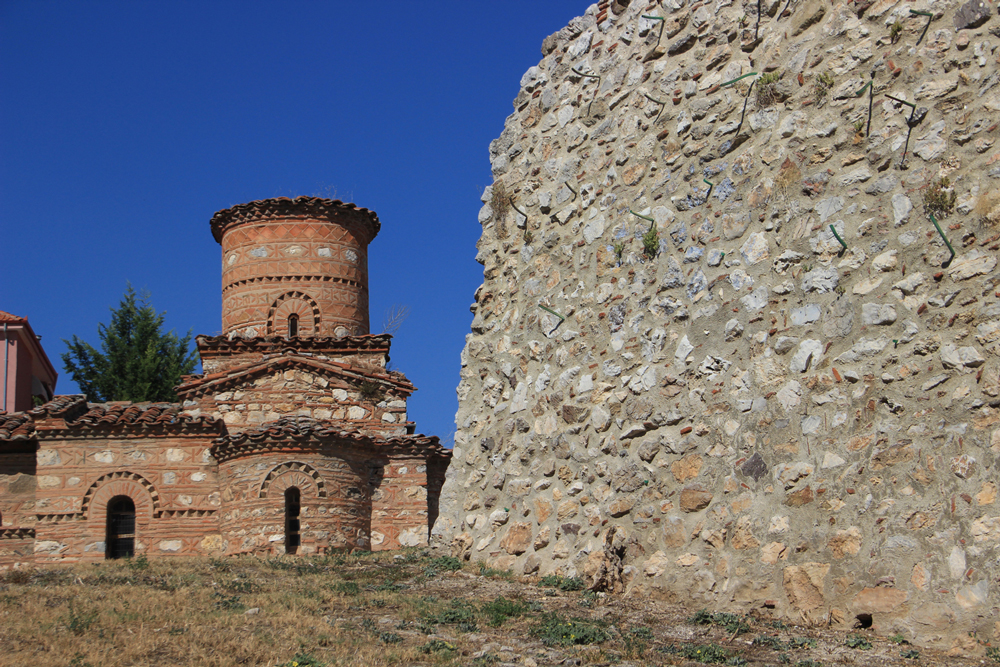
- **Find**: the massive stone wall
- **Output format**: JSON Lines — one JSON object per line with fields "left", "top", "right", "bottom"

{"left": 435, "top": 0, "right": 1000, "bottom": 651}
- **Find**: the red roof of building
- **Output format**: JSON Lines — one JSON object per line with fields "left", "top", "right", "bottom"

{"left": 0, "top": 310, "right": 27, "bottom": 324}
{"left": 209, "top": 196, "right": 381, "bottom": 243}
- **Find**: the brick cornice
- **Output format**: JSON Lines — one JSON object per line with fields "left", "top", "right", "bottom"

{"left": 195, "top": 333, "right": 392, "bottom": 358}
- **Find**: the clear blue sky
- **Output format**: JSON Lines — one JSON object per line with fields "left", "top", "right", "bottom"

{"left": 1, "top": 1, "right": 589, "bottom": 443}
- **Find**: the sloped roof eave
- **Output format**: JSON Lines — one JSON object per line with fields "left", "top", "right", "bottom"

{"left": 176, "top": 353, "right": 415, "bottom": 398}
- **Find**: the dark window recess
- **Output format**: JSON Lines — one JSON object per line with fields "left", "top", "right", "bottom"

{"left": 106, "top": 496, "right": 136, "bottom": 560}
{"left": 288, "top": 313, "right": 299, "bottom": 338}
{"left": 285, "top": 487, "right": 301, "bottom": 554}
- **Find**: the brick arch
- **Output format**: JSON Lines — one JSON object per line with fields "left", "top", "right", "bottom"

{"left": 82, "top": 471, "right": 161, "bottom": 520}
{"left": 267, "top": 292, "right": 321, "bottom": 337}
{"left": 259, "top": 461, "right": 327, "bottom": 499}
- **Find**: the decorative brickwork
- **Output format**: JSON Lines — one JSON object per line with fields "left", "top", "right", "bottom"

{"left": 0, "top": 196, "right": 448, "bottom": 567}
{"left": 213, "top": 197, "right": 380, "bottom": 338}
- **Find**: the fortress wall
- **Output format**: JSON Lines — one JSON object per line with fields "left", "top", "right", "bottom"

{"left": 435, "top": 0, "right": 1000, "bottom": 651}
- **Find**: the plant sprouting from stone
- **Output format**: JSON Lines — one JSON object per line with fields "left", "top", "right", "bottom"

{"left": 358, "top": 380, "right": 385, "bottom": 403}
{"left": 613, "top": 241, "right": 625, "bottom": 263}
{"left": 755, "top": 71, "right": 781, "bottom": 108}
{"left": 523, "top": 230, "right": 533, "bottom": 244}
{"left": 814, "top": 71, "right": 834, "bottom": 105}
{"left": 490, "top": 180, "right": 510, "bottom": 239}
{"left": 642, "top": 222, "right": 659, "bottom": 259}
{"left": 890, "top": 20, "right": 903, "bottom": 43}
{"left": 923, "top": 177, "right": 957, "bottom": 217}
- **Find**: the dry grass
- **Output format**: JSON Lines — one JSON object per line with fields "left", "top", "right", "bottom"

{"left": 490, "top": 180, "right": 510, "bottom": 239}
{"left": 0, "top": 552, "right": 985, "bottom": 667}
{"left": 975, "top": 186, "right": 1000, "bottom": 227}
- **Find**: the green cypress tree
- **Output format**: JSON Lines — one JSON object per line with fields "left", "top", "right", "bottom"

{"left": 61, "top": 285, "right": 198, "bottom": 402}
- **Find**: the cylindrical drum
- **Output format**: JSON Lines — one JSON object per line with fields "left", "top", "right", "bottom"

{"left": 210, "top": 197, "right": 380, "bottom": 338}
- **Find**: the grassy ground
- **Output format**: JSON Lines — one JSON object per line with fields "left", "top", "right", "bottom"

{"left": 0, "top": 551, "right": 992, "bottom": 667}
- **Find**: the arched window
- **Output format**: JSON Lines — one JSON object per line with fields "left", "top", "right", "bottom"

{"left": 287, "top": 313, "right": 299, "bottom": 338}
{"left": 285, "top": 487, "right": 301, "bottom": 554}
{"left": 106, "top": 496, "right": 136, "bottom": 559}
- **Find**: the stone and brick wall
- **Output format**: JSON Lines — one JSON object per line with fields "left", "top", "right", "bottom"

{"left": 31, "top": 429, "right": 223, "bottom": 563}
{"left": 436, "top": 0, "right": 1000, "bottom": 651}
{"left": 217, "top": 451, "right": 374, "bottom": 555}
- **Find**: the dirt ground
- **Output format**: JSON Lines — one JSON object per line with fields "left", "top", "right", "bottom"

{"left": 0, "top": 550, "right": 993, "bottom": 666}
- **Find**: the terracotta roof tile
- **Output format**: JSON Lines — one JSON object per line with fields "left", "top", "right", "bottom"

{"left": 64, "top": 402, "right": 220, "bottom": 432}
{"left": 209, "top": 196, "right": 380, "bottom": 243}
{"left": 29, "top": 395, "right": 89, "bottom": 421}
{"left": 211, "top": 416, "right": 449, "bottom": 462}
{"left": 0, "top": 310, "right": 27, "bottom": 324}
{"left": 0, "top": 412, "right": 34, "bottom": 440}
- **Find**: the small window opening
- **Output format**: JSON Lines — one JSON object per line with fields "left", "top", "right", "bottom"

{"left": 106, "top": 496, "right": 136, "bottom": 560}
{"left": 285, "top": 487, "right": 301, "bottom": 554}
{"left": 287, "top": 313, "right": 299, "bottom": 338}
{"left": 854, "top": 613, "right": 873, "bottom": 629}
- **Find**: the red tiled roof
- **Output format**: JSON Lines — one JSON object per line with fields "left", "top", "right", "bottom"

{"left": 68, "top": 403, "right": 215, "bottom": 429}
{"left": 29, "top": 395, "right": 89, "bottom": 421}
{"left": 21, "top": 395, "right": 221, "bottom": 435}
{"left": 196, "top": 333, "right": 393, "bottom": 356}
{"left": 0, "top": 412, "right": 34, "bottom": 440}
{"left": 0, "top": 310, "right": 27, "bottom": 324}
{"left": 209, "top": 196, "right": 380, "bottom": 243}
{"left": 176, "top": 351, "right": 415, "bottom": 398}
{"left": 211, "top": 415, "right": 449, "bottom": 462}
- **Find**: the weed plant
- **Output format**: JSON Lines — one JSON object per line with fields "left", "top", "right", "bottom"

{"left": 924, "top": 177, "right": 957, "bottom": 217}
{"left": 531, "top": 612, "right": 609, "bottom": 646}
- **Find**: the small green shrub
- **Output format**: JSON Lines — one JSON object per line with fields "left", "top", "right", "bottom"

{"left": 986, "top": 646, "right": 1000, "bottom": 663}
{"left": 539, "top": 574, "right": 585, "bottom": 591}
{"left": 64, "top": 602, "right": 99, "bottom": 636}
{"left": 424, "top": 599, "right": 477, "bottom": 629}
{"left": 419, "top": 639, "right": 457, "bottom": 654}
{"left": 278, "top": 651, "right": 325, "bottom": 667}
{"left": 845, "top": 634, "right": 872, "bottom": 650}
{"left": 480, "top": 596, "right": 529, "bottom": 627}
{"left": 661, "top": 643, "right": 734, "bottom": 664}
{"left": 753, "top": 635, "right": 788, "bottom": 650}
{"left": 814, "top": 71, "right": 834, "bottom": 104}
{"left": 477, "top": 561, "right": 512, "bottom": 579}
{"left": 613, "top": 241, "right": 625, "bottom": 263}
{"left": 379, "top": 631, "right": 402, "bottom": 644}
{"left": 924, "top": 177, "right": 957, "bottom": 217}
{"left": 126, "top": 554, "right": 149, "bottom": 571}
{"left": 212, "top": 592, "right": 245, "bottom": 613}
{"left": 756, "top": 71, "right": 781, "bottom": 108}
{"left": 427, "top": 555, "right": 462, "bottom": 571}
{"left": 642, "top": 222, "right": 659, "bottom": 259}
{"left": 890, "top": 20, "right": 903, "bottom": 42}
{"left": 687, "top": 610, "right": 751, "bottom": 636}
{"left": 901, "top": 649, "right": 920, "bottom": 659}
{"left": 532, "top": 613, "right": 609, "bottom": 646}
{"left": 331, "top": 581, "right": 359, "bottom": 596}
